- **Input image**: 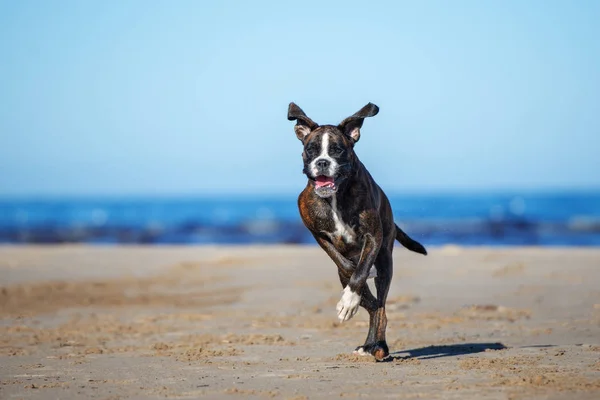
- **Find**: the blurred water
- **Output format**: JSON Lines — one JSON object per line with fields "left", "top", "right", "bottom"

{"left": 0, "top": 191, "right": 599, "bottom": 246}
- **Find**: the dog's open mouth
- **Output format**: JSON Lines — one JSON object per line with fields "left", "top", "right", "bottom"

{"left": 315, "top": 175, "right": 335, "bottom": 189}
{"left": 314, "top": 175, "right": 337, "bottom": 197}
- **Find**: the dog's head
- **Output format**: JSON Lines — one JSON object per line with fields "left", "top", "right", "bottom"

{"left": 288, "top": 102, "right": 379, "bottom": 198}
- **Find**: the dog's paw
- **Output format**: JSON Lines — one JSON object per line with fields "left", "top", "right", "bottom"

{"left": 336, "top": 286, "right": 361, "bottom": 322}
{"left": 352, "top": 347, "right": 371, "bottom": 356}
{"left": 354, "top": 342, "right": 391, "bottom": 361}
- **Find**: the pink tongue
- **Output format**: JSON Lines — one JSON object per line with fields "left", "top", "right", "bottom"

{"left": 315, "top": 176, "right": 335, "bottom": 188}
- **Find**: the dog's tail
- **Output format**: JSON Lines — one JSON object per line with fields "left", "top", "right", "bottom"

{"left": 395, "top": 224, "right": 427, "bottom": 255}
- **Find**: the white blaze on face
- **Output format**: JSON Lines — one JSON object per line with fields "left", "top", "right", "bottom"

{"left": 309, "top": 132, "right": 338, "bottom": 177}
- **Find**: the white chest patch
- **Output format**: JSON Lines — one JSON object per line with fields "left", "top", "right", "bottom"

{"left": 329, "top": 196, "right": 356, "bottom": 243}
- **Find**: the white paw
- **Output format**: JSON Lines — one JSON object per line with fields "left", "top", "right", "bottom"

{"left": 352, "top": 347, "right": 370, "bottom": 356}
{"left": 336, "top": 286, "right": 361, "bottom": 322}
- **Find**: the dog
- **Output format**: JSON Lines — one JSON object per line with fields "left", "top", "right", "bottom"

{"left": 288, "top": 102, "right": 427, "bottom": 361}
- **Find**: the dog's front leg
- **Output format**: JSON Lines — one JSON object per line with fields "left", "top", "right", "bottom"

{"left": 314, "top": 236, "right": 356, "bottom": 274}
{"left": 336, "top": 233, "right": 379, "bottom": 321}
{"left": 336, "top": 213, "right": 382, "bottom": 322}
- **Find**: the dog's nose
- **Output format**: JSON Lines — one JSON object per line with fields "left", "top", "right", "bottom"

{"left": 316, "top": 159, "right": 330, "bottom": 170}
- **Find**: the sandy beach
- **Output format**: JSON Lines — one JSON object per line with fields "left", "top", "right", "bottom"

{"left": 1, "top": 245, "right": 599, "bottom": 399}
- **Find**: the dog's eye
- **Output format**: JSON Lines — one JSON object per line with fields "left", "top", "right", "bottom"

{"left": 330, "top": 146, "right": 344, "bottom": 156}
{"left": 305, "top": 146, "right": 318, "bottom": 157}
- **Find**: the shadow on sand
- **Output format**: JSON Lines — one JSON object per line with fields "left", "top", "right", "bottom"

{"left": 391, "top": 342, "right": 507, "bottom": 360}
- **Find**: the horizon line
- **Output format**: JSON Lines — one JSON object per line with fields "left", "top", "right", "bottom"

{"left": 1, "top": 186, "right": 600, "bottom": 201}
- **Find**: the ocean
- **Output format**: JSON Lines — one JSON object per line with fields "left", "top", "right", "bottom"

{"left": 0, "top": 191, "right": 599, "bottom": 246}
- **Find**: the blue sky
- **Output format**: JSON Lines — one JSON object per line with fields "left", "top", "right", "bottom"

{"left": 1, "top": 0, "right": 599, "bottom": 196}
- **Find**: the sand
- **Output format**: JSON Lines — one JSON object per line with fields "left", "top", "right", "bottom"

{"left": 0, "top": 245, "right": 599, "bottom": 399}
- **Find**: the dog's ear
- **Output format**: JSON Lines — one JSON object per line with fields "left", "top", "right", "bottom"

{"left": 288, "top": 102, "right": 318, "bottom": 141}
{"left": 338, "top": 103, "right": 379, "bottom": 143}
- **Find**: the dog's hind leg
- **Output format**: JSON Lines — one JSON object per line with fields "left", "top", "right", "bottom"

{"left": 337, "top": 272, "right": 382, "bottom": 357}
{"left": 338, "top": 264, "right": 390, "bottom": 361}
{"left": 353, "top": 249, "right": 393, "bottom": 361}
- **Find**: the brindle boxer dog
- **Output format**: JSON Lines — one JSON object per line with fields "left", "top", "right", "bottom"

{"left": 288, "top": 102, "right": 427, "bottom": 361}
